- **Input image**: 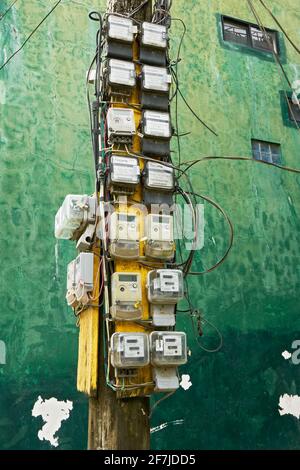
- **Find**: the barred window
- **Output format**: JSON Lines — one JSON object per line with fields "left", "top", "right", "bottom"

{"left": 252, "top": 140, "right": 282, "bottom": 164}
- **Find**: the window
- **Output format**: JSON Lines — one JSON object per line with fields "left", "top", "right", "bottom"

{"left": 252, "top": 140, "right": 281, "bottom": 164}
{"left": 287, "top": 98, "right": 300, "bottom": 124}
{"left": 222, "top": 16, "right": 278, "bottom": 54}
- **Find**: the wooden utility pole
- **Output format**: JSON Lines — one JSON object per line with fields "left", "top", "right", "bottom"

{"left": 88, "top": 0, "right": 153, "bottom": 451}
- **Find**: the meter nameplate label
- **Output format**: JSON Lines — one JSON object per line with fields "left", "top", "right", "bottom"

{"left": 124, "top": 337, "right": 144, "bottom": 358}
{"left": 163, "top": 336, "right": 182, "bottom": 356}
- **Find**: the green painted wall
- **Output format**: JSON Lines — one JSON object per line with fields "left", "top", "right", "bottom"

{"left": 0, "top": 0, "right": 299, "bottom": 450}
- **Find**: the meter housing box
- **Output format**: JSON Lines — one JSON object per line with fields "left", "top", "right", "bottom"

{"left": 55, "top": 195, "right": 96, "bottom": 240}
{"left": 66, "top": 259, "right": 78, "bottom": 308}
{"left": 109, "top": 155, "right": 140, "bottom": 195}
{"left": 74, "top": 253, "right": 94, "bottom": 305}
{"left": 109, "top": 212, "right": 140, "bottom": 260}
{"left": 143, "top": 161, "right": 174, "bottom": 206}
{"left": 106, "top": 59, "right": 136, "bottom": 96}
{"left": 144, "top": 214, "right": 174, "bottom": 260}
{"left": 141, "top": 65, "right": 171, "bottom": 111}
{"left": 110, "top": 333, "right": 150, "bottom": 369}
{"left": 147, "top": 269, "right": 184, "bottom": 304}
{"left": 110, "top": 272, "right": 143, "bottom": 320}
{"left": 107, "top": 108, "right": 135, "bottom": 145}
{"left": 140, "top": 22, "right": 168, "bottom": 66}
{"left": 141, "top": 110, "right": 172, "bottom": 156}
{"left": 153, "top": 367, "right": 180, "bottom": 392}
{"left": 150, "top": 331, "right": 187, "bottom": 366}
{"left": 105, "top": 15, "right": 137, "bottom": 61}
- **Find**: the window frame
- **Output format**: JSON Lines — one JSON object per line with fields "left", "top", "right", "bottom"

{"left": 221, "top": 15, "right": 280, "bottom": 55}
{"left": 287, "top": 97, "right": 300, "bottom": 124}
{"left": 251, "top": 139, "right": 282, "bottom": 165}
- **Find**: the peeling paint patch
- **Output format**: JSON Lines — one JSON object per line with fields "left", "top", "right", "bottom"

{"left": 150, "top": 419, "right": 184, "bottom": 434}
{"left": 180, "top": 374, "right": 192, "bottom": 391}
{"left": 278, "top": 394, "right": 300, "bottom": 420}
{"left": 32, "top": 396, "right": 73, "bottom": 447}
{"left": 282, "top": 350, "right": 292, "bottom": 360}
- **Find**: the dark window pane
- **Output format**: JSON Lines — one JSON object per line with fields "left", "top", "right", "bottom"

{"left": 288, "top": 99, "right": 300, "bottom": 123}
{"left": 252, "top": 140, "right": 281, "bottom": 164}
{"left": 250, "top": 26, "right": 277, "bottom": 53}
{"left": 223, "top": 20, "right": 249, "bottom": 46}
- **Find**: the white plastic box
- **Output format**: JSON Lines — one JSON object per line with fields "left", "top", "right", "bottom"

{"left": 110, "top": 333, "right": 150, "bottom": 368}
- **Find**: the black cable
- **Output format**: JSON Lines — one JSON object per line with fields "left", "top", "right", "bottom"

{"left": 0, "top": 0, "right": 18, "bottom": 21}
{"left": 258, "top": 0, "right": 300, "bottom": 55}
{"left": 179, "top": 155, "right": 300, "bottom": 178}
{"left": 246, "top": 0, "right": 300, "bottom": 129}
{"left": 0, "top": 0, "right": 62, "bottom": 72}
{"left": 183, "top": 191, "right": 234, "bottom": 276}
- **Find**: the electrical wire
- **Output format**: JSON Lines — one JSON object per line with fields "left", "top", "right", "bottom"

{"left": 149, "top": 391, "right": 176, "bottom": 418}
{"left": 0, "top": 0, "right": 62, "bottom": 72}
{"left": 246, "top": 0, "right": 300, "bottom": 129}
{"left": 257, "top": 0, "right": 300, "bottom": 55}
{"left": 178, "top": 155, "right": 300, "bottom": 178}
{"left": 0, "top": 0, "right": 18, "bottom": 21}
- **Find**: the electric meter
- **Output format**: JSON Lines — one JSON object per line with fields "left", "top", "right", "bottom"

{"left": 144, "top": 214, "right": 175, "bottom": 260}
{"left": 143, "top": 162, "right": 174, "bottom": 191}
{"left": 141, "top": 65, "right": 171, "bottom": 92}
{"left": 110, "top": 333, "right": 150, "bottom": 369}
{"left": 109, "top": 212, "right": 140, "bottom": 260}
{"left": 141, "top": 22, "right": 168, "bottom": 49}
{"left": 74, "top": 252, "right": 94, "bottom": 305}
{"left": 105, "top": 15, "right": 137, "bottom": 61}
{"left": 150, "top": 331, "right": 187, "bottom": 366}
{"left": 141, "top": 111, "right": 171, "bottom": 156}
{"left": 66, "top": 259, "right": 78, "bottom": 308}
{"left": 108, "top": 59, "right": 136, "bottom": 89}
{"left": 140, "top": 22, "right": 168, "bottom": 66}
{"left": 110, "top": 272, "right": 143, "bottom": 320}
{"left": 107, "top": 15, "right": 137, "bottom": 43}
{"left": 109, "top": 156, "right": 140, "bottom": 194}
{"left": 141, "top": 65, "right": 171, "bottom": 110}
{"left": 107, "top": 108, "right": 135, "bottom": 144}
{"left": 142, "top": 110, "right": 171, "bottom": 139}
{"left": 147, "top": 269, "right": 184, "bottom": 304}
{"left": 55, "top": 195, "right": 96, "bottom": 240}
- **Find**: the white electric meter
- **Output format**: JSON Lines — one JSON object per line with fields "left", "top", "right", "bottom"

{"left": 110, "top": 333, "right": 150, "bottom": 369}
{"left": 74, "top": 252, "right": 94, "bottom": 305}
{"left": 141, "top": 65, "right": 171, "bottom": 92}
{"left": 107, "top": 108, "right": 135, "bottom": 144}
{"left": 143, "top": 162, "right": 174, "bottom": 191}
{"left": 150, "top": 331, "right": 187, "bottom": 366}
{"left": 109, "top": 156, "right": 140, "bottom": 193}
{"left": 55, "top": 195, "right": 96, "bottom": 240}
{"left": 141, "top": 22, "right": 168, "bottom": 49}
{"left": 110, "top": 272, "right": 143, "bottom": 320}
{"left": 144, "top": 214, "right": 174, "bottom": 260}
{"left": 107, "top": 15, "right": 137, "bottom": 43}
{"left": 147, "top": 269, "right": 184, "bottom": 304}
{"left": 109, "top": 212, "right": 140, "bottom": 259}
{"left": 66, "top": 259, "right": 78, "bottom": 308}
{"left": 142, "top": 110, "right": 172, "bottom": 139}
{"left": 108, "top": 59, "right": 136, "bottom": 88}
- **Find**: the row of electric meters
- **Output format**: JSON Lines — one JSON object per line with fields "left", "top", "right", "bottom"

{"left": 66, "top": 252, "right": 183, "bottom": 326}
{"left": 111, "top": 331, "right": 187, "bottom": 391}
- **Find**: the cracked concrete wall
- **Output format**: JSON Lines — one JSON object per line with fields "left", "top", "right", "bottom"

{"left": 0, "top": 0, "right": 300, "bottom": 450}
